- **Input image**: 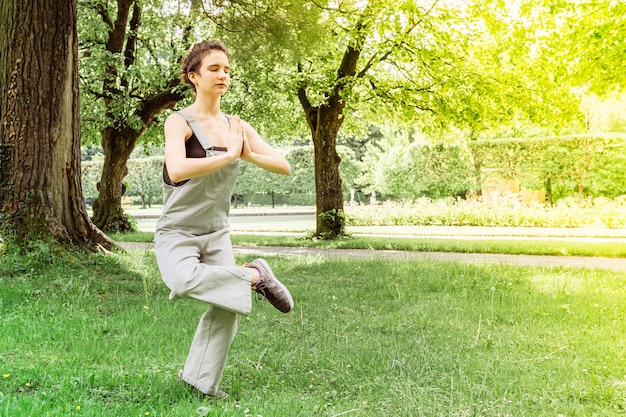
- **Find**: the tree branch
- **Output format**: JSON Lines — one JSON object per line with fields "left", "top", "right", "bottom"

{"left": 137, "top": 80, "right": 185, "bottom": 127}
{"left": 296, "top": 62, "right": 313, "bottom": 113}
{"left": 93, "top": 0, "right": 114, "bottom": 31}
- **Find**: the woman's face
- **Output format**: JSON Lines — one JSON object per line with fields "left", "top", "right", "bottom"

{"left": 190, "top": 50, "right": 230, "bottom": 96}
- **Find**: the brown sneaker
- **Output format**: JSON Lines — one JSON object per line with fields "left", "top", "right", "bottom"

{"left": 247, "top": 259, "right": 294, "bottom": 313}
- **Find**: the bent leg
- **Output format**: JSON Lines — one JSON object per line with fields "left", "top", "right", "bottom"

{"left": 154, "top": 229, "right": 252, "bottom": 315}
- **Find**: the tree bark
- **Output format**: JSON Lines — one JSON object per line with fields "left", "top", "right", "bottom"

{"left": 0, "top": 0, "right": 110, "bottom": 249}
{"left": 312, "top": 102, "right": 346, "bottom": 238}
{"left": 91, "top": 126, "right": 136, "bottom": 232}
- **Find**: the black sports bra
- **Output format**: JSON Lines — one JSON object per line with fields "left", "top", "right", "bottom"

{"left": 162, "top": 134, "right": 227, "bottom": 186}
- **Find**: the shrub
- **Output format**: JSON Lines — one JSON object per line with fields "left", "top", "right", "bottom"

{"left": 345, "top": 196, "right": 626, "bottom": 228}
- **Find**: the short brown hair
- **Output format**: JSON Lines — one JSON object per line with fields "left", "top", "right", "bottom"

{"left": 180, "top": 40, "right": 231, "bottom": 92}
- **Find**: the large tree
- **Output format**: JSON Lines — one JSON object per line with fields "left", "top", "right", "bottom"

{"left": 0, "top": 0, "right": 110, "bottom": 249}
{"left": 293, "top": 0, "right": 459, "bottom": 237}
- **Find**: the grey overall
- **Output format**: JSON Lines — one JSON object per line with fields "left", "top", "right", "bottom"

{"left": 154, "top": 110, "right": 252, "bottom": 396}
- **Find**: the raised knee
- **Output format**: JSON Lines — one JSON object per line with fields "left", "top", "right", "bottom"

{"left": 161, "top": 263, "right": 197, "bottom": 298}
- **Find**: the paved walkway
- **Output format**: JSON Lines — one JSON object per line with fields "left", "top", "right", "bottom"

{"left": 118, "top": 242, "right": 626, "bottom": 273}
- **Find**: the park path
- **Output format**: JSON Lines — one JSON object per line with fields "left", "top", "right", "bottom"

{"left": 118, "top": 242, "right": 626, "bottom": 273}
{"left": 123, "top": 208, "right": 626, "bottom": 272}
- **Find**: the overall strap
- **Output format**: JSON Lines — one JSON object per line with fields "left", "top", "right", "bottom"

{"left": 176, "top": 110, "right": 214, "bottom": 151}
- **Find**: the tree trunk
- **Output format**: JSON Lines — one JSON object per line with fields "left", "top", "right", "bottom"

{"left": 297, "top": 96, "right": 346, "bottom": 239}
{"left": 91, "top": 127, "right": 137, "bottom": 232}
{"left": 0, "top": 0, "right": 111, "bottom": 249}
{"left": 297, "top": 37, "right": 364, "bottom": 239}
{"left": 468, "top": 132, "right": 483, "bottom": 197}
{"left": 577, "top": 184, "right": 584, "bottom": 204}
{"left": 544, "top": 176, "right": 553, "bottom": 206}
{"left": 311, "top": 103, "right": 346, "bottom": 238}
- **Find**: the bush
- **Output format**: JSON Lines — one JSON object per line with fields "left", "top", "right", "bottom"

{"left": 345, "top": 196, "right": 626, "bottom": 228}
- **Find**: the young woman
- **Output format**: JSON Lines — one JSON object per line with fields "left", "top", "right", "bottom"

{"left": 154, "top": 40, "right": 293, "bottom": 399}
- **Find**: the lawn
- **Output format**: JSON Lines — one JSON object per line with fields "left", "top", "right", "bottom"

{"left": 1, "top": 242, "right": 625, "bottom": 416}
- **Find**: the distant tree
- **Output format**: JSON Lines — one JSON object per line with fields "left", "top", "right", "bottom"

{"left": 286, "top": 147, "right": 316, "bottom": 194}
{"left": 359, "top": 129, "right": 474, "bottom": 200}
{"left": 125, "top": 157, "right": 163, "bottom": 208}
{"left": 81, "top": 161, "right": 104, "bottom": 204}
{"left": 470, "top": 135, "right": 626, "bottom": 204}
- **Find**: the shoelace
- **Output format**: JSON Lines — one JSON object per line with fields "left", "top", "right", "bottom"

{"left": 248, "top": 262, "right": 272, "bottom": 301}
{"left": 253, "top": 280, "right": 271, "bottom": 301}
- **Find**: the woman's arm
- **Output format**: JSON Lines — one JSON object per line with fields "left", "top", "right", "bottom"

{"left": 240, "top": 120, "right": 291, "bottom": 175}
{"left": 163, "top": 112, "right": 244, "bottom": 183}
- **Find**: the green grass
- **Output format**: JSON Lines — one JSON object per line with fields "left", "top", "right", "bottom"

{"left": 111, "top": 231, "right": 626, "bottom": 258}
{"left": 2, "top": 243, "right": 626, "bottom": 416}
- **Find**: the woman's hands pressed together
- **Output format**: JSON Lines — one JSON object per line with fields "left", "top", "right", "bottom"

{"left": 226, "top": 115, "right": 245, "bottom": 161}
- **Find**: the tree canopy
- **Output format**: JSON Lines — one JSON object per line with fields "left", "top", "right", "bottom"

{"left": 3, "top": 0, "right": 625, "bottom": 247}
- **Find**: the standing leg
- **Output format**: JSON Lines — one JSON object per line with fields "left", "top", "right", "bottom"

{"left": 180, "top": 305, "right": 239, "bottom": 396}
{"left": 176, "top": 227, "right": 244, "bottom": 396}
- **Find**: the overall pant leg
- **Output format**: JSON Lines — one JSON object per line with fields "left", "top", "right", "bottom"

{"left": 182, "top": 305, "right": 239, "bottom": 395}
{"left": 155, "top": 227, "right": 252, "bottom": 395}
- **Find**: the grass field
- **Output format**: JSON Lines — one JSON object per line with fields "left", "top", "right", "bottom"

{"left": 1, "top": 240, "right": 626, "bottom": 416}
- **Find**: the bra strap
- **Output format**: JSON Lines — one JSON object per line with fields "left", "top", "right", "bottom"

{"left": 176, "top": 110, "right": 214, "bottom": 151}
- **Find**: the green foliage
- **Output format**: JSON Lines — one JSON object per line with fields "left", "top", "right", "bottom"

{"left": 318, "top": 208, "right": 346, "bottom": 225}
{"left": 125, "top": 157, "right": 163, "bottom": 207}
{"left": 358, "top": 131, "right": 626, "bottom": 203}
{"left": 470, "top": 134, "right": 626, "bottom": 200}
{"left": 81, "top": 160, "right": 103, "bottom": 202}
{"left": 346, "top": 196, "right": 626, "bottom": 228}
{"left": 284, "top": 147, "right": 315, "bottom": 194}
{"left": 358, "top": 129, "right": 476, "bottom": 199}
{"left": 317, "top": 208, "right": 348, "bottom": 239}
{"left": 521, "top": 0, "right": 626, "bottom": 95}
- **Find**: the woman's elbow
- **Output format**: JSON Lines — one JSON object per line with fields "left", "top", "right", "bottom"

{"left": 165, "top": 165, "right": 187, "bottom": 183}
{"left": 280, "top": 161, "right": 291, "bottom": 175}
{"left": 168, "top": 172, "right": 186, "bottom": 183}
